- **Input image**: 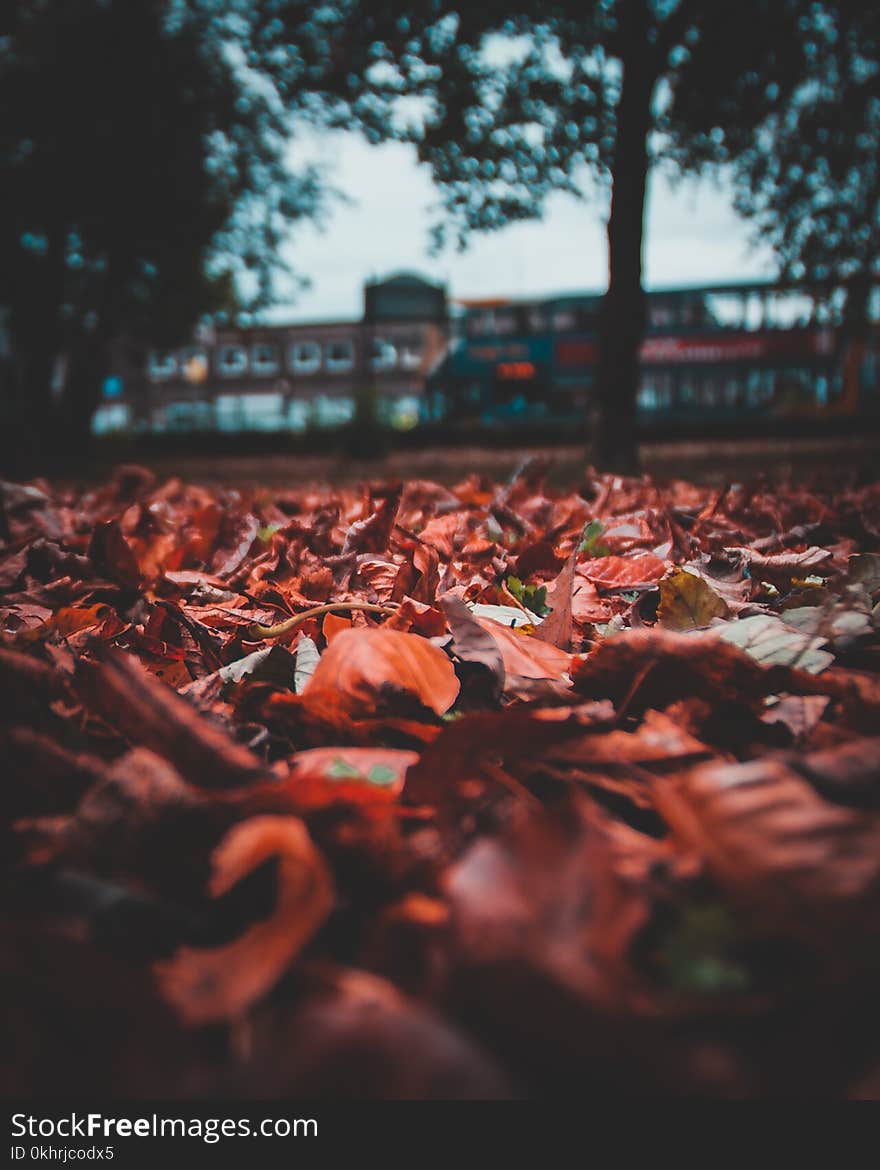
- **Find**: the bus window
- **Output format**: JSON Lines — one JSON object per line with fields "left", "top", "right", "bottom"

{"left": 745, "top": 370, "right": 763, "bottom": 408}
{"left": 766, "top": 292, "right": 814, "bottom": 329}
{"left": 723, "top": 376, "right": 741, "bottom": 407}
{"left": 552, "top": 308, "right": 578, "bottom": 332}
{"left": 704, "top": 292, "right": 745, "bottom": 330}
{"left": 639, "top": 373, "right": 674, "bottom": 410}
{"left": 638, "top": 383, "right": 658, "bottom": 410}
{"left": 700, "top": 378, "right": 722, "bottom": 408}
{"left": 527, "top": 305, "right": 550, "bottom": 332}
{"left": 648, "top": 299, "right": 677, "bottom": 329}
{"left": 744, "top": 293, "right": 765, "bottom": 332}
{"left": 678, "top": 376, "right": 699, "bottom": 408}
{"left": 492, "top": 309, "right": 519, "bottom": 336}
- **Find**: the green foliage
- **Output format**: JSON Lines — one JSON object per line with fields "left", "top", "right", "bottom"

{"left": 0, "top": 0, "right": 333, "bottom": 444}
{"left": 506, "top": 575, "right": 551, "bottom": 617}
{"left": 666, "top": 1, "right": 880, "bottom": 324}
{"left": 578, "top": 519, "right": 610, "bottom": 558}
{"left": 658, "top": 901, "right": 751, "bottom": 995}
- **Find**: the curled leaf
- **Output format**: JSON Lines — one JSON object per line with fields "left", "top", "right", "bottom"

{"left": 155, "top": 815, "right": 333, "bottom": 1025}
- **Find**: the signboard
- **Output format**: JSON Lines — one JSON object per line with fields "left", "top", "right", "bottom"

{"left": 555, "top": 328, "right": 836, "bottom": 368}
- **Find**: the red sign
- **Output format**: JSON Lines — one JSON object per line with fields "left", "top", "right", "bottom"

{"left": 497, "top": 361, "right": 536, "bottom": 380}
{"left": 556, "top": 328, "right": 835, "bottom": 368}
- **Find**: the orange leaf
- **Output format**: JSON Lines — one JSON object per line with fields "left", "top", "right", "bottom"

{"left": 154, "top": 815, "right": 333, "bottom": 1024}
{"left": 322, "top": 611, "right": 352, "bottom": 643}
{"left": 284, "top": 746, "right": 418, "bottom": 806}
{"left": 475, "top": 616, "right": 573, "bottom": 681}
{"left": 304, "top": 626, "right": 460, "bottom": 717}
{"left": 577, "top": 554, "right": 667, "bottom": 589}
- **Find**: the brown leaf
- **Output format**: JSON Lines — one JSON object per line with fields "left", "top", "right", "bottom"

{"left": 440, "top": 594, "right": 505, "bottom": 702}
{"left": 532, "top": 553, "right": 576, "bottom": 649}
{"left": 154, "top": 815, "right": 333, "bottom": 1024}
{"left": 578, "top": 553, "right": 667, "bottom": 590}
{"left": 283, "top": 746, "right": 418, "bottom": 807}
{"left": 725, "top": 545, "right": 835, "bottom": 583}
{"left": 88, "top": 520, "right": 140, "bottom": 589}
{"left": 657, "top": 569, "right": 729, "bottom": 630}
{"left": 342, "top": 485, "right": 402, "bottom": 555}
{"left": 572, "top": 628, "right": 834, "bottom": 715}
{"left": 475, "top": 615, "right": 573, "bottom": 685}
{"left": 654, "top": 742, "right": 880, "bottom": 946}
{"left": 303, "top": 626, "right": 460, "bottom": 718}
{"left": 76, "top": 647, "right": 265, "bottom": 788}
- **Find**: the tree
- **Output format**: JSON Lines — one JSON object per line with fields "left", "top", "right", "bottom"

{"left": 668, "top": 1, "right": 880, "bottom": 340}
{"left": 0, "top": 0, "right": 326, "bottom": 455}
{"left": 277, "top": 0, "right": 819, "bottom": 472}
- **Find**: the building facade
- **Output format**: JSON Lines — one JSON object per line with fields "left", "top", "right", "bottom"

{"left": 93, "top": 273, "right": 449, "bottom": 435}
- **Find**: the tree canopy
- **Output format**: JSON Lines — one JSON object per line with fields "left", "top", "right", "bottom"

{"left": 669, "top": 1, "right": 880, "bottom": 330}
{"left": 0, "top": 0, "right": 327, "bottom": 450}
{"left": 274, "top": 0, "right": 876, "bottom": 469}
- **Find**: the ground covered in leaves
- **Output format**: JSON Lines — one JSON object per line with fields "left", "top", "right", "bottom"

{"left": 3, "top": 461, "right": 880, "bottom": 1098}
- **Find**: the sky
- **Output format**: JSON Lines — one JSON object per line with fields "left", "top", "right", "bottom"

{"left": 273, "top": 130, "right": 778, "bottom": 323}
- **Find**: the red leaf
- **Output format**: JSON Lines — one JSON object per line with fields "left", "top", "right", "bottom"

{"left": 155, "top": 815, "right": 333, "bottom": 1024}
{"left": 303, "top": 626, "right": 460, "bottom": 717}
{"left": 577, "top": 553, "right": 667, "bottom": 589}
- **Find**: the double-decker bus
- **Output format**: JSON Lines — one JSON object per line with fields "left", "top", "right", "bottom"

{"left": 426, "top": 280, "right": 880, "bottom": 432}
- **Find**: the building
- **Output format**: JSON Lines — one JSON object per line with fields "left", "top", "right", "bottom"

{"left": 93, "top": 272, "right": 449, "bottom": 435}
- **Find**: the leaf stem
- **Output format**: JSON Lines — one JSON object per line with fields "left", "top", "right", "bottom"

{"left": 249, "top": 602, "right": 397, "bottom": 640}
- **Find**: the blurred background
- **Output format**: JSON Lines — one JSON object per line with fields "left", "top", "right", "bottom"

{"left": 1, "top": 0, "right": 878, "bottom": 478}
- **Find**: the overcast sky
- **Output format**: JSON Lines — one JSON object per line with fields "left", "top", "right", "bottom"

{"left": 273, "top": 130, "right": 777, "bottom": 323}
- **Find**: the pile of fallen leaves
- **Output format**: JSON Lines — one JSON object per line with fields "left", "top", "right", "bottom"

{"left": 3, "top": 460, "right": 880, "bottom": 1098}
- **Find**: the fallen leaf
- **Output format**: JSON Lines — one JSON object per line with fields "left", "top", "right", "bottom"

{"left": 718, "top": 613, "right": 834, "bottom": 674}
{"left": 577, "top": 554, "right": 667, "bottom": 590}
{"left": 657, "top": 570, "right": 729, "bottom": 631}
{"left": 303, "top": 626, "right": 460, "bottom": 718}
{"left": 155, "top": 815, "right": 333, "bottom": 1024}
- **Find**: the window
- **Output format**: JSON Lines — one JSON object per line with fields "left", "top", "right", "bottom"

{"left": 701, "top": 293, "right": 743, "bottom": 329}
{"left": 287, "top": 399, "right": 313, "bottom": 432}
{"left": 180, "top": 347, "right": 209, "bottom": 384}
{"left": 289, "top": 341, "right": 321, "bottom": 375}
{"left": 638, "top": 373, "right": 674, "bottom": 411}
{"left": 325, "top": 339, "right": 355, "bottom": 372}
{"left": 552, "top": 309, "right": 578, "bottom": 332}
{"left": 371, "top": 337, "right": 397, "bottom": 372}
{"left": 148, "top": 351, "right": 177, "bottom": 381}
{"left": 314, "top": 395, "right": 355, "bottom": 426}
{"left": 648, "top": 300, "right": 677, "bottom": 330}
{"left": 527, "top": 305, "right": 549, "bottom": 332}
{"left": 465, "top": 310, "right": 495, "bottom": 337}
{"left": 251, "top": 343, "right": 280, "bottom": 376}
{"left": 92, "top": 403, "right": 131, "bottom": 434}
{"left": 492, "top": 309, "right": 518, "bottom": 336}
{"left": 216, "top": 345, "right": 248, "bottom": 377}
{"left": 395, "top": 335, "right": 422, "bottom": 370}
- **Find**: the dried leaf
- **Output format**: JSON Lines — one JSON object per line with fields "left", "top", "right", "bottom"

{"left": 303, "top": 626, "right": 460, "bottom": 718}
{"left": 657, "top": 569, "right": 729, "bottom": 630}
{"left": 76, "top": 647, "right": 265, "bottom": 788}
{"left": 578, "top": 553, "right": 667, "bottom": 590}
{"left": 718, "top": 613, "right": 834, "bottom": 674}
{"left": 155, "top": 815, "right": 333, "bottom": 1024}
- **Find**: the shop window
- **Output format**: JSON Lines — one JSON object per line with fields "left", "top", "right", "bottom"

{"left": 216, "top": 345, "right": 248, "bottom": 378}
{"left": 148, "top": 351, "right": 177, "bottom": 381}
{"left": 325, "top": 339, "right": 355, "bottom": 373}
{"left": 288, "top": 341, "right": 321, "bottom": 375}
{"left": 251, "top": 343, "right": 280, "bottom": 376}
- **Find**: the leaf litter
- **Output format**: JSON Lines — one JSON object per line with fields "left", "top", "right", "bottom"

{"left": 3, "top": 464, "right": 880, "bottom": 1097}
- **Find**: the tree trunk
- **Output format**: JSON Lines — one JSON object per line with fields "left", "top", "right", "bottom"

{"left": 593, "top": 12, "right": 656, "bottom": 475}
